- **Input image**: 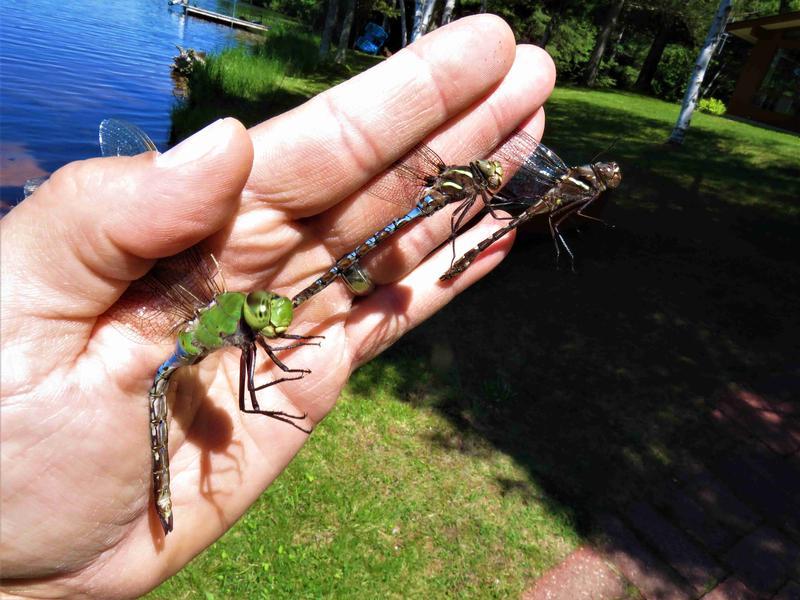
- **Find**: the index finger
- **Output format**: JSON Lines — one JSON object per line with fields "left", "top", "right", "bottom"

{"left": 244, "top": 15, "right": 517, "bottom": 216}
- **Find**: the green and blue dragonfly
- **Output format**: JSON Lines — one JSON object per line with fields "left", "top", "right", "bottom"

{"left": 291, "top": 146, "right": 506, "bottom": 306}
{"left": 92, "top": 120, "right": 321, "bottom": 535}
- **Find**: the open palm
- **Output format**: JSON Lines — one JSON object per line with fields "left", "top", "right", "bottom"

{"left": 0, "top": 16, "right": 554, "bottom": 599}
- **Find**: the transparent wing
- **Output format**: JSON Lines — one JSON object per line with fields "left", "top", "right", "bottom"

{"left": 23, "top": 176, "right": 49, "bottom": 198}
{"left": 99, "top": 118, "right": 157, "bottom": 157}
{"left": 95, "top": 120, "right": 215, "bottom": 342}
{"left": 106, "top": 247, "right": 224, "bottom": 343}
{"left": 490, "top": 130, "right": 570, "bottom": 207}
{"left": 22, "top": 119, "right": 156, "bottom": 199}
{"left": 366, "top": 143, "right": 448, "bottom": 209}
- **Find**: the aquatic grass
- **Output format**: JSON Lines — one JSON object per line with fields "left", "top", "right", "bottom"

{"left": 169, "top": 22, "right": 382, "bottom": 143}
{"left": 256, "top": 24, "right": 320, "bottom": 75}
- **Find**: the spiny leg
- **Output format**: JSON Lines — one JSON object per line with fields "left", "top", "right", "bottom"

{"left": 239, "top": 343, "right": 311, "bottom": 433}
{"left": 270, "top": 334, "right": 324, "bottom": 352}
{"left": 483, "top": 189, "right": 518, "bottom": 221}
{"left": 448, "top": 195, "right": 478, "bottom": 267}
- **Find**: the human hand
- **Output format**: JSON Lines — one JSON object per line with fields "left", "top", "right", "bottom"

{"left": 0, "top": 15, "right": 554, "bottom": 598}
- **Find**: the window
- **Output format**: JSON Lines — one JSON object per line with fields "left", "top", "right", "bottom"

{"left": 752, "top": 46, "right": 800, "bottom": 116}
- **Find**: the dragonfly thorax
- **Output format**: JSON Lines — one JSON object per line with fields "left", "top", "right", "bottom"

{"left": 567, "top": 162, "right": 622, "bottom": 194}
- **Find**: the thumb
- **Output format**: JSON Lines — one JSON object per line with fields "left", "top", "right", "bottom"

{"left": 1, "top": 117, "right": 253, "bottom": 322}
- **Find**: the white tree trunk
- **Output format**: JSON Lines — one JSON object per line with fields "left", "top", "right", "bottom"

{"left": 419, "top": 0, "right": 437, "bottom": 34}
{"left": 441, "top": 0, "right": 455, "bottom": 26}
{"left": 668, "top": 0, "right": 732, "bottom": 144}
{"left": 411, "top": 0, "right": 437, "bottom": 41}
{"left": 411, "top": 0, "right": 423, "bottom": 41}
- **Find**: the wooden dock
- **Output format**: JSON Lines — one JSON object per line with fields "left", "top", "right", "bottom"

{"left": 181, "top": 5, "right": 269, "bottom": 33}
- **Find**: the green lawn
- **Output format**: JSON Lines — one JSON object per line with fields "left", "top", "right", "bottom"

{"left": 149, "top": 359, "right": 578, "bottom": 599}
{"left": 158, "top": 65, "right": 800, "bottom": 597}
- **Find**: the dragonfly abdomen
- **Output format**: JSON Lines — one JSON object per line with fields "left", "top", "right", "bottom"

{"left": 149, "top": 344, "right": 197, "bottom": 533}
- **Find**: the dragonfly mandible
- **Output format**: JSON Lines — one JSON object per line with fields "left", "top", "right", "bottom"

{"left": 290, "top": 144, "right": 505, "bottom": 307}
{"left": 92, "top": 120, "right": 321, "bottom": 534}
{"left": 440, "top": 131, "right": 622, "bottom": 280}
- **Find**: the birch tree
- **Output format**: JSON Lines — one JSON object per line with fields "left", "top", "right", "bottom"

{"left": 668, "top": 0, "right": 732, "bottom": 144}
{"left": 441, "top": 0, "right": 456, "bottom": 25}
{"left": 411, "top": 0, "right": 438, "bottom": 41}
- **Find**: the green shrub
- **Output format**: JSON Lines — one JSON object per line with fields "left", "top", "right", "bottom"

{"left": 698, "top": 97, "right": 726, "bottom": 115}
{"left": 652, "top": 45, "right": 695, "bottom": 102}
{"left": 546, "top": 16, "right": 597, "bottom": 80}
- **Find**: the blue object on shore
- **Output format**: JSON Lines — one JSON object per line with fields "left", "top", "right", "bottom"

{"left": 355, "top": 23, "right": 388, "bottom": 55}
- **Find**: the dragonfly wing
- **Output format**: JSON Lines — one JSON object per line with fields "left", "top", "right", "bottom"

{"left": 22, "top": 176, "right": 49, "bottom": 198}
{"left": 366, "top": 143, "right": 448, "bottom": 208}
{"left": 491, "top": 130, "right": 569, "bottom": 207}
{"left": 106, "top": 247, "right": 224, "bottom": 344}
{"left": 99, "top": 119, "right": 157, "bottom": 157}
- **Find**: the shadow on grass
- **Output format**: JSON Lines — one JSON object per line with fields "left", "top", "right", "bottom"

{"left": 355, "top": 93, "right": 800, "bottom": 534}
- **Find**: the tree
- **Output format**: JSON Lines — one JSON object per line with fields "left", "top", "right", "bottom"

{"left": 634, "top": 19, "right": 672, "bottom": 91}
{"left": 538, "top": 11, "right": 561, "bottom": 47}
{"left": 442, "top": 0, "right": 456, "bottom": 25}
{"left": 582, "top": 0, "right": 625, "bottom": 87}
{"left": 335, "top": 0, "right": 355, "bottom": 63}
{"left": 668, "top": 0, "right": 732, "bottom": 144}
{"left": 319, "top": 0, "right": 338, "bottom": 59}
{"left": 398, "top": 0, "right": 408, "bottom": 47}
{"left": 410, "top": 0, "right": 438, "bottom": 41}
{"left": 630, "top": 0, "right": 717, "bottom": 93}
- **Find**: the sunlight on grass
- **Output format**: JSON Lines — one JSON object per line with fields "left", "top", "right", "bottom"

{"left": 149, "top": 359, "right": 578, "bottom": 599}
{"left": 159, "top": 60, "right": 799, "bottom": 599}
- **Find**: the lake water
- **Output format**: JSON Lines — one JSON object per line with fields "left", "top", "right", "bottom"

{"left": 0, "top": 0, "right": 259, "bottom": 206}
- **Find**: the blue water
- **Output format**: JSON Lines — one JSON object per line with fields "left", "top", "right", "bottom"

{"left": 0, "top": 0, "right": 259, "bottom": 205}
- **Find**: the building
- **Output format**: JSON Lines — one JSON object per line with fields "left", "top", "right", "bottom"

{"left": 726, "top": 10, "right": 800, "bottom": 133}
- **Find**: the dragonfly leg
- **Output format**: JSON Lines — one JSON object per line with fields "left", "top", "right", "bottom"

{"left": 239, "top": 343, "right": 312, "bottom": 433}
{"left": 269, "top": 334, "right": 324, "bottom": 352}
{"left": 277, "top": 333, "right": 325, "bottom": 341}
{"left": 482, "top": 190, "right": 516, "bottom": 221}
{"left": 448, "top": 195, "right": 479, "bottom": 267}
{"left": 548, "top": 214, "right": 563, "bottom": 267}
{"left": 576, "top": 199, "right": 615, "bottom": 229}
{"left": 253, "top": 337, "right": 311, "bottom": 390}
{"left": 551, "top": 213, "right": 578, "bottom": 272}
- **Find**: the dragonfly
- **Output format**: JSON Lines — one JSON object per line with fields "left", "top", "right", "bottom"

{"left": 439, "top": 132, "right": 621, "bottom": 280}
{"left": 291, "top": 145, "right": 506, "bottom": 307}
{"left": 22, "top": 118, "right": 158, "bottom": 198}
{"left": 85, "top": 120, "right": 320, "bottom": 534}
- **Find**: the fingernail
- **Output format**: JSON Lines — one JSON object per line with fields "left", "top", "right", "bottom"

{"left": 156, "top": 119, "right": 229, "bottom": 168}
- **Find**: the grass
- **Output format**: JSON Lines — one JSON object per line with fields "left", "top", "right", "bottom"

{"left": 160, "top": 60, "right": 800, "bottom": 596}
{"left": 170, "top": 23, "right": 382, "bottom": 143}
{"left": 149, "top": 358, "right": 578, "bottom": 599}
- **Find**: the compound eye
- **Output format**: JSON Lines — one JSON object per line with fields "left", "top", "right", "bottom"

{"left": 244, "top": 291, "right": 272, "bottom": 330}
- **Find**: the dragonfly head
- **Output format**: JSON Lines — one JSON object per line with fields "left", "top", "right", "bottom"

{"left": 244, "top": 291, "right": 293, "bottom": 336}
{"left": 594, "top": 162, "right": 622, "bottom": 190}
{"left": 475, "top": 159, "right": 504, "bottom": 190}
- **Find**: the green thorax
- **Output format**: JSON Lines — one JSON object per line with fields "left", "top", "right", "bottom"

{"left": 178, "top": 291, "right": 293, "bottom": 357}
